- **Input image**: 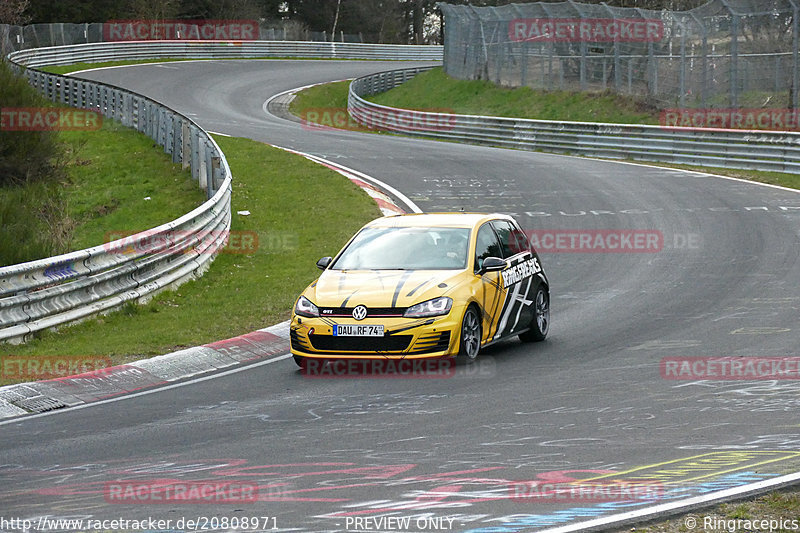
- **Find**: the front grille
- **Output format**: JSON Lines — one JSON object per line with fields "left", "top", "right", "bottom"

{"left": 410, "top": 331, "right": 451, "bottom": 354}
{"left": 308, "top": 334, "right": 412, "bottom": 352}
{"left": 290, "top": 329, "right": 310, "bottom": 350}
{"left": 319, "top": 307, "right": 407, "bottom": 318}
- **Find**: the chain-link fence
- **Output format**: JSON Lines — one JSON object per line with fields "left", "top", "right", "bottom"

{"left": 439, "top": 0, "right": 799, "bottom": 110}
{"left": 0, "top": 22, "right": 377, "bottom": 59}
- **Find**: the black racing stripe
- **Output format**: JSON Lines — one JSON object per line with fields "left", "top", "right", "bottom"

{"left": 405, "top": 279, "right": 429, "bottom": 298}
{"left": 391, "top": 270, "right": 414, "bottom": 308}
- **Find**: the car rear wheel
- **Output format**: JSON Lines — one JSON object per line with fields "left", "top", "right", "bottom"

{"left": 458, "top": 306, "right": 482, "bottom": 362}
{"left": 519, "top": 285, "right": 549, "bottom": 342}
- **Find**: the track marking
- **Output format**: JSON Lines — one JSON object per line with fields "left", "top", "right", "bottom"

{"left": 0, "top": 354, "right": 293, "bottom": 427}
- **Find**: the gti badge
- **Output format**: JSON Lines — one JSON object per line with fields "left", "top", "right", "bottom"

{"left": 352, "top": 305, "right": 368, "bottom": 321}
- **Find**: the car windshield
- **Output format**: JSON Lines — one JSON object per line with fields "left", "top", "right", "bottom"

{"left": 331, "top": 226, "right": 471, "bottom": 270}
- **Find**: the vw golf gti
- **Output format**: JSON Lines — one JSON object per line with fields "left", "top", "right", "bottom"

{"left": 290, "top": 213, "right": 549, "bottom": 366}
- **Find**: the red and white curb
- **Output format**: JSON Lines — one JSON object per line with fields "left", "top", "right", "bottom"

{"left": 272, "top": 145, "right": 419, "bottom": 215}
{"left": 0, "top": 321, "right": 291, "bottom": 420}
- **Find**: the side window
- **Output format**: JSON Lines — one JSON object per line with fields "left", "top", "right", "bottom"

{"left": 474, "top": 223, "right": 503, "bottom": 271}
{"left": 491, "top": 220, "right": 530, "bottom": 258}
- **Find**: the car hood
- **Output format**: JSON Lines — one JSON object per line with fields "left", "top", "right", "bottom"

{"left": 309, "top": 269, "right": 466, "bottom": 308}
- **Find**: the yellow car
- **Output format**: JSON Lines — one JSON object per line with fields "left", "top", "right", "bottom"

{"left": 290, "top": 213, "right": 549, "bottom": 367}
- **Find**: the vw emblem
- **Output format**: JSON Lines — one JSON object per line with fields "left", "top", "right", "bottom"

{"left": 352, "top": 305, "right": 368, "bottom": 321}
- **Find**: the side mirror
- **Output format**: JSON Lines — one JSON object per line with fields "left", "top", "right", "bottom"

{"left": 316, "top": 256, "right": 332, "bottom": 270}
{"left": 479, "top": 256, "right": 507, "bottom": 275}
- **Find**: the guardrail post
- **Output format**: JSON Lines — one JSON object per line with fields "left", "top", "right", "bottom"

{"left": 158, "top": 108, "right": 167, "bottom": 148}
{"left": 204, "top": 140, "right": 214, "bottom": 198}
{"left": 182, "top": 120, "right": 191, "bottom": 169}
{"left": 212, "top": 156, "right": 223, "bottom": 194}
{"left": 191, "top": 126, "right": 201, "bottom": 184}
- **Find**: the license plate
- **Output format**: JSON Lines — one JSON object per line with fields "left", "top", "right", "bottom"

{"left": 333, "top": 325, "right": 384, "bottom": 337}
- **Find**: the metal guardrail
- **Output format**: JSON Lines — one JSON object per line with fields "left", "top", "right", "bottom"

{"left": 10, "top": 40, "right": 443, "bottom": 68}
{"left": 349, "top": 67, "right": 800, "bottom": 175}
{"left": 0, "top": 41, "right": 442, "bottom": 344}
{"left": 1, "top": 46, "right": 234, "bottom": 343}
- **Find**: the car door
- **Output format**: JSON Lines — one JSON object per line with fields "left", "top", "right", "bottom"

{"left": 472, "top": 222, "right": 509, "bottom": 344}
{"left": 489, "top": 219, "right": 542, "bottom": 340}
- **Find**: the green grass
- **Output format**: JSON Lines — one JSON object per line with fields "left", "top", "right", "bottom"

{"left": 369, "top": 67, "right": 661, "bottom": 124}
{"left": 0, "top": 119, "right": 204, "bottom": 267}
{"left": 289, "top": 80, "right": 372, "bottom": 132}
{"left": 0, "top": 135, "right": 380, "bottom": 383}
{"left": 62, "top": 120, "right": 205, "bottom": 250}
{"left": 619, "top": 489, "right": 800, "bottom": 533}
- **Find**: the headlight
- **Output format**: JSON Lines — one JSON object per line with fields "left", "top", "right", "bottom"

{"left": 294, "top": 296, "right": 319, "bottom": 318}
{"left": 404, "top": 297, "right": 453, "bottom": 318}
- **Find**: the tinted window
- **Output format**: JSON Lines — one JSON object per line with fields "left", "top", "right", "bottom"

{"left": 474, "top": 223, "right": 503, "bottom": 271}
{"left": 491, "top": 220, "right": 530, "bottom": 257}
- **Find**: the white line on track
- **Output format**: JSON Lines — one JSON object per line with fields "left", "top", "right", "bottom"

{"left": 0, "top": 354, "right": 293, "bottom": 427}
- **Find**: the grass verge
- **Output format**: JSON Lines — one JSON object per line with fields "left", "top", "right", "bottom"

{"left": 369, "top": 67, "right": 660, "bottom": 124}
{"left": 1, "top": 118, "right": 204, "bottom": 266}
{"left": 0, "top": 135, "right": 379, "bottom": 384}
{"left": 613, "top": 489, "right": 800, "bottom": 533}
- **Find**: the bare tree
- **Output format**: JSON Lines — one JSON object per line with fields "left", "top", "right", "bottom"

{"left": 0, "top": 0, "right": 30, "bottom": 25}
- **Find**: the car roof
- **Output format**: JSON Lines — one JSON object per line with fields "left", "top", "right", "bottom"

{"left": 365, "top": 212, "right": 513, "bottom": 229}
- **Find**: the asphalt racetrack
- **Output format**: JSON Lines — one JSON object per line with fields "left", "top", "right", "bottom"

{"left": 2, "top": 60, "right": 800, "bottom": 532}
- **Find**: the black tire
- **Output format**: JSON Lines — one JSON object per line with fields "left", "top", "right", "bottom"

{"left": 293, "top": 355, "right": 309, "bottom": 369}
{"left": 458, "top": 305, "right": 482, "bottom": 362}
{"left": 519, "top": 285, "right": 549, "bottom": 342}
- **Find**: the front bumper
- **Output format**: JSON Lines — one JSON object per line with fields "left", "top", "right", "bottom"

{"left": 290, "top": 314, "right": 461, "bottom": 359}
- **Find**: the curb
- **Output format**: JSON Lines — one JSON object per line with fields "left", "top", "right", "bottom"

{"left": 0, "top": 321, "right": 289, "bottom": 420}
{"left": 0, "top": 157, "right": 409, "bottom": 421}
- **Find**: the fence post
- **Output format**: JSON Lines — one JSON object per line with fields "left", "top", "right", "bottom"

{"left": 791, "top": 0, "right": 799, "bottom": 109}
